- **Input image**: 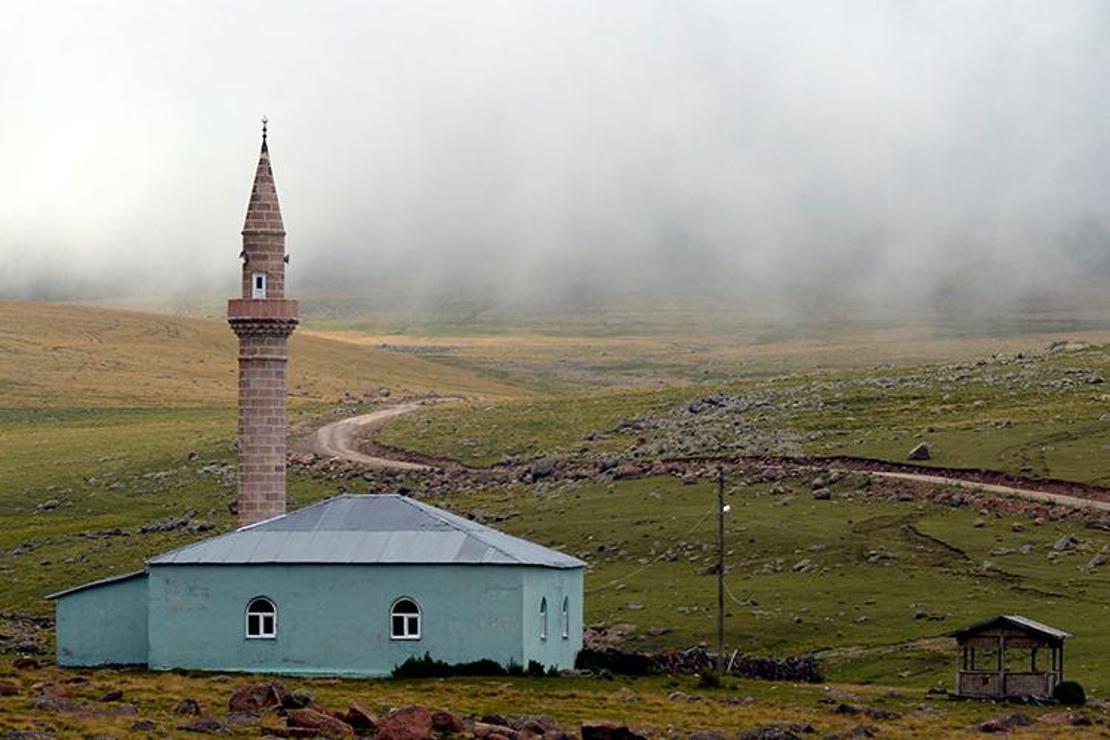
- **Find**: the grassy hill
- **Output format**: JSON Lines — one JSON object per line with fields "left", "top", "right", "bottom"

{"left": 0, "top": 301, "right": 522, "bottom": 408}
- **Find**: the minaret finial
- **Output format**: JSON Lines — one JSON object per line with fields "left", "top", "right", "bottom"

{"left": 261, "top": 116, "right": 269, "bottom": 151}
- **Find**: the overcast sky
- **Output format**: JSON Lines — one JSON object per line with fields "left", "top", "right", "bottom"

{"left": 2, "top": 1, "right": 1108, "bottom": 314}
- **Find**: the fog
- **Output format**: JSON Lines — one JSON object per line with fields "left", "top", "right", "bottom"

{"left": 2, "top": 1, "right": 1109, "bottom": 317}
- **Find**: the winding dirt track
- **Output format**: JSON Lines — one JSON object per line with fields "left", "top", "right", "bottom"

{"left": 313, "top": 400, "right": 1110, "bottom": 513}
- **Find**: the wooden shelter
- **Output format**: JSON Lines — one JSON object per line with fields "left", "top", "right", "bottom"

{"left": 949, "top": 615, "right": 1070, "bottom": 699}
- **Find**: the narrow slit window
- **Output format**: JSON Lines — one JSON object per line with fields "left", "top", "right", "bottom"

{"left": 539, "top": 597, "right": 548, "bottom": 641}
{"left": 391, "top": 598, "right": 421, "bottom": 640}
{"left": 245, "top": 597, "right": 276, "bottom": 639}
{"left": 251, "top": 272, "right": 267, "bottom": 299}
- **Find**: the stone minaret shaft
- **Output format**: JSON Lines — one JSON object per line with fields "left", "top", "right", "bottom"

{"left": 228, "top": 124, "right": 298, "bottom": 527}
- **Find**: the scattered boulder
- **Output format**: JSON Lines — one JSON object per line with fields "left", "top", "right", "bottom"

{"left": 907, "top": 443, "right": 931, "bottom": 461}
{"left": 1053, "top": 534, "right": 1079, "bottom": 552}
{"left": 175, "top": 698, "right": 203, "bottom": 715}
{"left": 227, "top": 681, "right": 288, "bottom": 714}
{"left": 377, "top": 705, "right": 434, "bottom": 740}
{"left": 738, "top": 725, "right": 810, "bottom": 740}
{"left": 581, "top": 721, "right": 647, "bottom": 740}
{"left": 287, "top": 707, "right": 354, "bottom": 738}
{"left": 346, "top": 703, "right": 380, "bottom": 733}
{"left": 178, "top": 717, "right": 231, "bottom": 735}
{"left": 972, "top": 713, "right": 1034, "bottom": 733}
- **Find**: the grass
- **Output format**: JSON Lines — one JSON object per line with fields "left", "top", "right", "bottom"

{"left": 7, "top": 664, "right": 1105, "bottom": 738}
{"left": 4, "top": 300, "right": 1110, "bottom": 735}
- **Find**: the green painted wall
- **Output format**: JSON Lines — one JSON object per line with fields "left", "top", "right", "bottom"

{"left": 54, "top": 574, "right": 148, "bottom": 667}
{"left": 147, "top": 563, "right": 583, "bottom": 676}
{"left": 521, "top": 567, "right": 583, "bottom": 670}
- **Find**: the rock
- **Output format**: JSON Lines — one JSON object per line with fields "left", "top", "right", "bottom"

{"left": 175, "top": 698, "right": 204, "bottom": 715}
{"left": 227, "top": 681, "right": 288, "bottom": 714}
{"left": 812, "top": 488, "right": 831, "bottom": 501}
{"left": 832, "top": 703, "right": 901, "bottom": 720}
{"left": 178, "top": 717, "right": 231, "bottom": 735}
{"left": 281, "top": 690, "right": 315, "bottom": 709}
{"left": 377, "top": 705, "right": 434, "bottom": 740}
{"left": 0, "top": 681, "right": 19, "bottom": 696}
{"left": 1053, "top": 534, "right": 1079, "bottom": 552}
{"left": 99, "top": 689, "right": 124, "bottom": 702}
{"left": 473, "top": 721, "right": 516, "bottom": 739}
{"left": 907, "top": 443, "right": 931, "bottom": 461}
{"left": 287, "top": 707, "right": 354, "bottom": 738}
{"left": 130, "top": 719, "right": 159, "bottom": 732}
{"left": 738, "top": 725, "right": 805, "bottom": 740}
{"left": 580, "top": 721, "right": 647, "bottom": 740}
{"left": 529, "top": 460, "right": 556, "bottom": 480}
{"left": 431, "top": 710, "right": 466, "bottom": 734}
{"left": 346, "top": 702, "right": 380, "bottom": 732}
{"left": 972, "top": 712, "right": 1034, "bottom": 733}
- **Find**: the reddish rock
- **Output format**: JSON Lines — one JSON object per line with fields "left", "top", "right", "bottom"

{"left": 346, "top": 702, "right": 380, "bottom": 732}
{"left": 473, "top": 721, "right": 517, "bottom": 739}
{"left": 287, "top": 707, "right": 354, "bottom": 737}
{"left": 0, "top": 681, "right": 19, "bottom": 696}
{"left": 581, "top": 721, "right": 647, "bottom": 740}
{"left": 431, "top": 710, "right": 466, "bottom": 734}
{"left": 378, "top": 705, "right": 434, "bottom": 740}
{"left": 175, "top": 698, "right": 204, "bottom": 715}
{"left": 227, "top": 681, "right": 287, "bottom": 714}
{"left": 178, "top": 717, "right": 230, "bottom": 734}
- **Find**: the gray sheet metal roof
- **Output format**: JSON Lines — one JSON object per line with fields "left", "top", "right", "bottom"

{"left": 949, "top": 614, "right": 1071, "bottom": 641}
{"left": 148, "top": 494, "right": 585, "bottom": 569}
{"left": 46, "top": 569, "right": 148, "bottom": 600}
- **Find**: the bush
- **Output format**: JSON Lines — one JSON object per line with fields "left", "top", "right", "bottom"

{"left": 575, "top": 648, "right": 655, "bottom": 676}
{"left": 1053, "top": 680, "right": 1086, "bottom": 706}
{"left": 697, "top": 668, "right": 722, "bottom": 689}
{"left": 392, "top": 653, "right": 526, "bottom": 679}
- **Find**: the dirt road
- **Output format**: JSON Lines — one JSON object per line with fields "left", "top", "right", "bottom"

{"left": 313, "top": 401, "right": 1110, "bottom": 513}
{"left": 312, "top": 400, "right": 456, "bottom": 471}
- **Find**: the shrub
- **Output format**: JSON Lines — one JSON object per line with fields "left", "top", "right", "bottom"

{"left": 697, "top": 669, "right": 722, "bottom": 689}
{"left": 1053, "top": 680, "right": 1086, "bottom": 706}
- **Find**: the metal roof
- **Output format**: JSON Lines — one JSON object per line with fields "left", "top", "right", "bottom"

{"left": 148, "top": 494, "right": 585, "bottom": 569}
{"left": 948, "top": 614, "right": 1071, "bottom": 641}
{"left": 46, "top": 569, "right": 147, "bottom": 600}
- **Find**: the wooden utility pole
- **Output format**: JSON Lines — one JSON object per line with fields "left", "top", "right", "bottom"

{"left": 716, "top": 465, "right": 726, "bottom": 673}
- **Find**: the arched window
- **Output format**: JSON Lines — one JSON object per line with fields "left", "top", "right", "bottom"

{"left": 391, "top": 598, "right": 421, "bottom": 640}
{"left": 561, "top": 596, "right": 570, "bottom": 639}
{"left": 245, "top": 597, "right": 276, "bottom": 639}
{"left": 539, "top": 597, "right": 548, "bottom": 640}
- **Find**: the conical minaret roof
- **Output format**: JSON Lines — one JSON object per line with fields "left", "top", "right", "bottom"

{"left": 242, "top": 121, "right": 285, "bottom": 235}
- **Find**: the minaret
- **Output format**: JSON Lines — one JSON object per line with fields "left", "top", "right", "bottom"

{"left": 228, "top": 119, "right": 298, "bottom": 527}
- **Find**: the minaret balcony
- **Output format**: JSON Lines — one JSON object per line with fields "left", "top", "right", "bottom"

{"left": 227, "top": 298, "right": 299, "bottom": 321}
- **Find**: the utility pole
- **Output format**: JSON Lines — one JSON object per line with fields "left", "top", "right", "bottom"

{"left": 716, "top": 465, "right": 726, "bottom": 673}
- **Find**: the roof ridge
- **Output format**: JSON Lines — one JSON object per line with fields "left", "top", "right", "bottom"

{"left": 395, "top": 495, "right": 526, "bottom": 565}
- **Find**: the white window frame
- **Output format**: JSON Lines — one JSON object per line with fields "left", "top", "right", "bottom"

{"left": 539, "top": 597, "right": 548, "bottom": 641}
{"left": 245, "top": 596, "right": 277, "bottom": 640}
{"left": 390, "top": 597, "right": 422, "bottom": 641}
{"left": 561, "top": 595, "right": 570, "bottom": 639}
{"left": 251, "top": 271, "right": 267, "bottom": 299}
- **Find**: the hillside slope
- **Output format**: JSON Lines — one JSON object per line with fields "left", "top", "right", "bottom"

{"left": 0, "top": 302, "right": 521, "bottom": 408}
